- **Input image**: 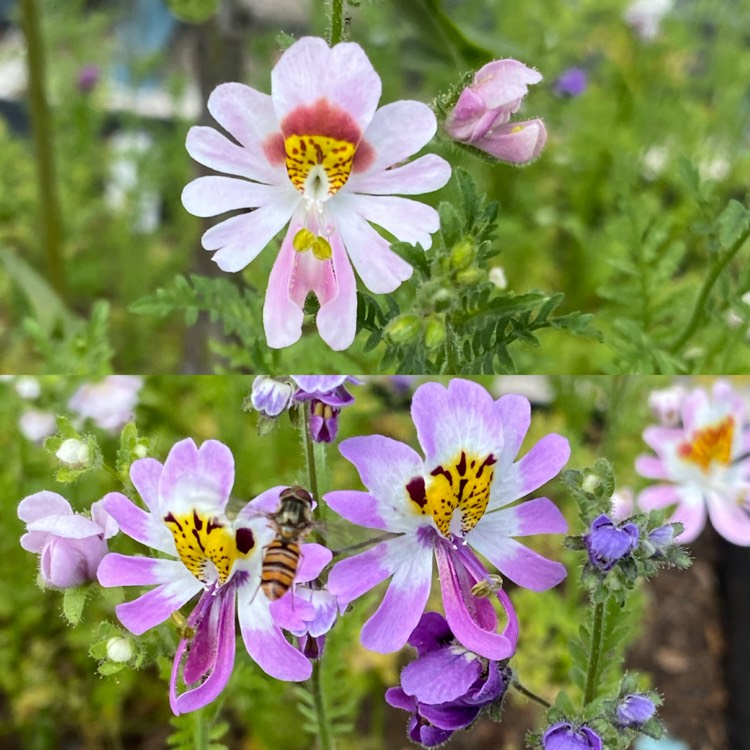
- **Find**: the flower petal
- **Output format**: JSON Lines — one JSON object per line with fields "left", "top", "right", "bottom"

{"left": 101, "top": 491, "right": 175, "bottom": 555}
{"left": 491, "top": 433, "right": 570, "bottom": 509}
{"left": 159, "top": 439, "right": 235, "bottom": 516}
{"left": 472, "top": 497, "right": 567, "bottom": 539}
{"left": 238, "top": 585, "right": 312, "bottom": 681}
{"left": 334, "top": 208, "right": 413, "bottom": 294}
{"left": 186, "top": 126, "right": 270, "bottom": 182}
{"left": 271, "top": 37, "right": 381, "bottom": 134}
{"left": 469, "top": 535, "right": 566, "bottom": 590}
{"left": 345, "top": 153, "right": 451, "bottom": 196}
{"left": 360, "top": 539, "right": 433, "bottom": 653}
{"left": 114, "top": 576, "right": 203, "bottom": 635}
{"left": 401, "top": 647, "right": 481, "bottom": 704}
{"left": 634, "top": 455, "right": 669, "bottom": 480}
{"left": 355, "top": 100, "right": 437, "bottom": 173}
{"left": 336, "top": 193, "right": 439, "bottom": 249}
{"left": 638, "top": 484, "right": 705, "bottom": 543}
{"left": 297, "top": 543, "right": 332, "bottom": 583}
{"left": 26, "top": 513, "right": 102, "bottom": 539}
{"left": 97, "top": 553, "right": 186, "bottom": 587}
{"left": 473, "top": 119, "right": 547, "bottom": 164}
{"left": 706, "top": 489, "right": 750, "bottom": 546}
{"left": 18, "top": 491, "right": 72, "bottom": 523}
{"left": 130, "top": 457, "right": 163, "bottom": 514}
{"left": 324, "top": 490, "right": 389, "bottom": 531}
{"left": 495, "top": 394, "right": 531, "bottom": 469}
{"left": 326, "top": 542, "right": 393, "bottom": 607}
{"left": 182, "top": 176, "right": 288, "bottom": 218}
{"left": 201, "top": 191, "right": 299, "bottom": 273}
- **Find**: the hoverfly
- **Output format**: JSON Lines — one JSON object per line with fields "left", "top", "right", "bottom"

{"left": 261, "top": 486, "right": 316, "bottom": 600}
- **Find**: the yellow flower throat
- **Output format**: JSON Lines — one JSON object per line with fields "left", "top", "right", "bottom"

{"left": 164, "top": 510, "right": 255, "bottom": 586}
{"left": 407, "top": 450, "right": 497, "bottom": 536}
{"left": 678, "top": 416, "right": 734, "bottom": 472}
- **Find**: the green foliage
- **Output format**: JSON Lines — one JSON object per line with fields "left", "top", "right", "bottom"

{"left": 167, "top": 707, "right": 230, "bottom": 750}
{"left": 166, "top": 0, "right": 220, "bottom": 24}
{"left": 357, "top": 169, "right": 600, "bottom": 373}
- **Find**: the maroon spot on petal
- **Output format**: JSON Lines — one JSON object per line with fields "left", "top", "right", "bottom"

{"left": 475, "top": 454, "right": 497, "bottom": 478}
{"left": 235, "top": 527, "right": 255, "bottom": 554}
{"left": 352, "top": 138, "right": 375, "bottom": 173}
{"left": 456, "top": 451, "right": 467, "bottom": 477}
{"left": 281, "top": 98, "right": 361, "bottom": 143}
{"left": 430, "top": 465, "right": 452, "bottom": 482}
{"left": 164, "top": 512, "right": 182, "bottom": 530}
{"left": 263, "top": 132, "right": 286, "bottom": 165}
{"left": 406, "top": 476, "right": 427, "bottom": 508}
{"left": 192, "top": 509, "right": 203, "bottom": 531}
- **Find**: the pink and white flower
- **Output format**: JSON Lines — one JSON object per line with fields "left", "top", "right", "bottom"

{"left": 636, "top": 381, "right": 750, "bottom": 545}
{"left": 97, "top": 438, "right": 331, "bottom": 713}
{"left": 69, "top": 375, "right": 143, "bottom": 431}
{"left": 326, "top": 379, "right": 569, "bottom": 660}
{"left": 18, "top": 492, "right": 118, "bottom": 588}
{"left": 182, "top": 36, "right": 451, "bottom": 351}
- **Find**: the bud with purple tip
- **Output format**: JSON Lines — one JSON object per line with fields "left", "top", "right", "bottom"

{"left": 554, "top": 67, "right": 588, "bottom": 97}
{"left": 584, "top": 514, "right": 639, "bottom": 572}
{"left": 615, "top": 693, "right": 657, "bottom": 727}
{"left": 542, "top": 722, "right": 603, "bottom": 750}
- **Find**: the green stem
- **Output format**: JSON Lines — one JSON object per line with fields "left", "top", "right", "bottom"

{"left": 583, "top": 600, "right": 605, "bottom": 706}
{"left": 20, "top": 0, "right": 66, "bottom": 300}
{"left": 669, "top": 226, "right": 750, "bottom": 356}
{"left": 301, "top": 407, "right": 321, "bottom": 504}
{"left": 310, "top": 660, "right": 334, "bottom": 750}
{"left": 511, "top": 678, "right": 551, "bottom": 709}
{"left": 444, "top": 325, "right": 459, "bottom": 373}
{"left": 328, "top": 0, "right": 344, "bottom": 45}
{"left": 193, "top": 708, "right": 208, "bottom": 750}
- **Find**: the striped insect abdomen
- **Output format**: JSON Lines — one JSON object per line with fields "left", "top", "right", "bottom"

{"left": 261, "top": 539, "right": 300, "bottom": 600}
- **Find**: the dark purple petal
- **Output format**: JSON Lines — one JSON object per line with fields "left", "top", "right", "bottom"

{"left": 584, "top": 514, "right": 639, "bottom": 571}
{"left": 401, "top": 646, "right": 482, "bottom": 704}
{"left": 407, "top": 611, "right": 454, "bottom": 656}
{"left": 462, "top": 660, "right": 506, "bottom": 706}
{"left": 419, "top": 701, "right": 480, "bottom": 731}
{"left": 542, "top": 722, "right": 603, "bottom": 750}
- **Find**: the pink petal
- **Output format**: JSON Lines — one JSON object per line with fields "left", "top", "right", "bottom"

{"left": 470, "top": 497, "right": 567, "bottom": 539}
{"left": 18, "top": 491, "right": 72, "bottom": 523}
{"left": 26, "top": 513, "right": 102, "bottom": 539}
{"left": 101, "top": 491, "right": 175, "bottom": 555}
{"left": 114, "top": 577, "right": 203, "bottom": 635}
{"left": 297, "top": 543, "right": 332, "bottom": 583}
{"left": 346, "top": 153, "right": 451, "bottom": 196}
{"left": 327, "top": 543, "right": 393, "bottom": 608}
{"left": 706, "top": 490, "right": 750, "bottom": 546}
{"left": 334, "top": 209, "right": 413, "bottom": 294}
{"left": 97, "top": 553, "right": 185, "bottom": 587}
{"left": 495, "top": 394, "right": 531, "bottom": 467}
{"left": 473, "top": 119, "right": 547, "bottom": 164}
{"left": 186, "top": 126, "right": 270, "bottom": 183}
{"left": 182, "top": 176, "right": 288, "bottom": 217}
{"left": 635, "top": 455, "right": 669, "bottom": 480}
{"left": 130, "top": 457, "right": 163, "bottom": 514}
{"left": 324, "top": 490, "right": 389, "bottom": 531}
{"left": 271, "top": 37, "right": 381, "bottom": 134}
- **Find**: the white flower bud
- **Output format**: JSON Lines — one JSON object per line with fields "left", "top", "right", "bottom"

{"left": 15, "top": 377, "right": 41, "bottom": 400}
{"left": 134, "top": 444, "right": 148, "bottom": 458}
{"left": 582, "top": 474, "right": 600, "bottom": 494}
{"left": 56, "top": 438, "right": 90, "bottom": 467}
{"left": 489, "top": 266, "right": 508, "bottom": 290}
{"left": 106, "top": 636, "right": 134, "bottom": 663}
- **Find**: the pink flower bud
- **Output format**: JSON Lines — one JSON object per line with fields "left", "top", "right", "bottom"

{"left": 445, "top": 59, "right": 546, "bottom": 164}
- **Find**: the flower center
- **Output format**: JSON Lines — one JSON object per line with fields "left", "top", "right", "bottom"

{"left": 284, "top": 134, "right": 355, "bottom": 199}
{"left": 164, "top": 510, "right": 255, "bottom": 586}
{"left": 407, "top": 450, "right": 497, "bottom": 537}
{"left": 677, "top": 416, "right": 734, "bottom": 472}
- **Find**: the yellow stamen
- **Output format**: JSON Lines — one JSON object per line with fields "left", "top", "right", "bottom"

{"left": 284, "top": 134, "right": 355, "bottom": 196}
{"left": 312, "top": 237, "right": 332, "bottom": 261}
{"left": 678, "top": 416, "right": 734, "bottom": 472}
{"left": 293, "top": 228, "right": 316, "bottom": 253}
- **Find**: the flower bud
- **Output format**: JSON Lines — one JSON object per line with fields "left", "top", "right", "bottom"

{"left": 582, "top": 474, "right": 600, "bottom": 494}
{"left": 15, "top": 377, "right": 41, "bottom": 400}
{"left": 584, "top": 514, "right": 639, "bottom": 572}
{"left": 134, "top": 444, "right": 148, "bottom": 458}
{"left": 449, "top": 238, "right": 476, "bottom": 270}
{"left": 489, "top": 266, "right": 508, "bottom": 289}
{"left": 56, "top": 438, "right": 90, "bottom": 467}
{"left": 542, "top": 722, "right": 602, "bottom": 750}
{"left": 424, "top": 317, "right": 446, "bottom": 350}
{"left": 455, "top": 267, "right": 483, "bottom": 285}
{"left": 615, "top": 694, "right": 656, "bottom": 727}
{"left": 106, "top": 636, "right": 134, "bottom": 664}
{"left": 385, "top": 315, "right": 423, "bottom": 344}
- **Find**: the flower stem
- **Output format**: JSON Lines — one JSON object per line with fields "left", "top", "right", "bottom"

{"left": 310, "top": 659, "right": 334, "bottom": 750}
{"left": 669, "top": 226, "right": 750, "bottom": 356}
{"left": 301, "top": 406, "right": 321, "bottom": 504}
{"left": 20, "top": 0, "right": 66, "bottom": 300}
{"left": 328, "top": 0, "right": 344, "bottom": 45}
{"left": 444, "top": 324, "right": 459, "bottom": 373}
{"left": 583, "top": 600, "right": 605, "bottom": 706}
{"left": 192, "top": 708, "right": 208, "bottom": 750}
{"left": 511, "top": 678, "right": 551, "bottom": 709}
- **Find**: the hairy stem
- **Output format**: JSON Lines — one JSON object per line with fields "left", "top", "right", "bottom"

{"left": 21, "top": 0, "right": 66, "bottom": 300}
{"left": 511, "top": 678, "right": 551, "bottom": 709}
{"left": 669, "top": 226, "right": 750, "bottom": 356}
{"left": 310, "top": 659, "right": 334, "bottom": 750}
{"left": 301, "top": 406, "right": 321, "bottom": 503}
{"left": 583, "top": 600, "right": 605, "bottom": 706}
{"left": 328, "top": 0, "right": 344, "bottom": 45}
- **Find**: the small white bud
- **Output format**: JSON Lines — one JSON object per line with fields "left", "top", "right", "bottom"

{"left": 741, "top": 291, "right": 750, "bottom": 306}
{"left": 134, "top": 444, "right": 148, "bottom": 458}
{"left": 106, "top": 636, "right": 133, "bottom": 663}
{"left": 15, "top": 377, "right": 41, "bottom": 400}
{"left": 56, "top": 438, "right": 90, "bottom": 467}
{"left": 489, "top": 266, "right": 508, "bottom": 290}
{"left": 582, "top": 474, "right": 600, "bottom": 494}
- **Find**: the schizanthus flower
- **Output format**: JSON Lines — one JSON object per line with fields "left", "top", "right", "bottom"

{"left": 636, "top": 381, "right": 750, "bottom": 545}
{"left": 444, "top": 59, "right": 546, "bottom": 164}
{"left": 182, "top": 36, "right": 450, "bottom": 350}
{"left": 68, "top": 375, "right": 143, "bottom": 431}
{"left": 97, "top": 438, "right": 330, "bottom": 713}
{"left": 327, "top": 378, "right": 569, "bottom": 660}
{"left": 385, "top": 612, "right": 508, "bottom": 747}
{"left": 18, "top": 492, "right": 118, "bottom": 588}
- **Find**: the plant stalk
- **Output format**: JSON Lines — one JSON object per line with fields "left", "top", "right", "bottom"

{"left": 20, "top": 0, "right": 66, "bottom": 300}
{"left": 669, "top": 226, "right": 750, "bottom": 355}
{"left": 511, "top": 678, "right": 551, "bottom": 709}
{"left": 329, "top": 0, "right": 344, "bottom": 45}
{"left": 311, "top": 659, "right": 334, "bottom": 750}
{"left": 583, "top": 600, "right": 605, "bottom": 706}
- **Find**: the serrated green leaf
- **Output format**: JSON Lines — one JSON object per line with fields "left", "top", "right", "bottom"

{"left": 718, "top": 199, "right": 750, "bottom": 249}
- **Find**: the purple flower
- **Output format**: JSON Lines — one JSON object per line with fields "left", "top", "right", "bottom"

{"left": 77, "top": 65, "right": 100, "bottom": 93}
{"left": 250, "top": 376, "right": 296, "bottom": 417}
{"left": 542, "top": 722, "right": 603, "bottom": 750}
{"left": 584, "top": 514, "right": 639, "bottom": 572}
{"left": 636, "top": 381, "right": 750, "bottom": 545}
{"left": 18, "top": 492, "right": 118, "bottom": 588}
{"left": 615, "top": 694, "right": 656, "bottom": 727}
{"left": 444, "top": 59, "right": 546, "bottom": 164}
{"left": 646, "top": 524, "right": 675, "bottom": 556}
{"left": 97, "top": 438, "right": 331, "bottom": 713}
{"left": 292, "top": 375, "right": 359, "bottom": 443}
{"left": 68, "top": 376, "right": 143, "bottom": 431}
{"left": 385, "top": 612, "right": 507, "bottom": 745}
{"left": 181, "top": 36, "right": 451, "bottom": 351}
{"left": 554, "top": 67, "right": 587, "bottom": 97}
{"left": 327, "top": 379, "right": 569, "bottom": 659}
